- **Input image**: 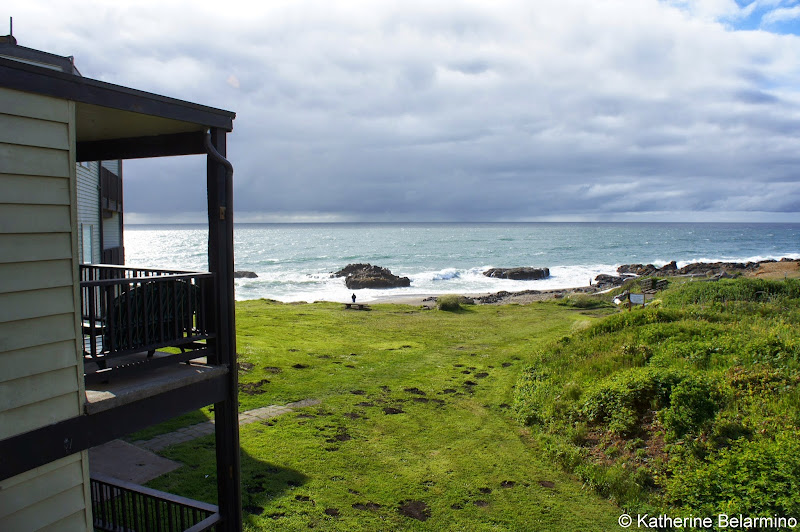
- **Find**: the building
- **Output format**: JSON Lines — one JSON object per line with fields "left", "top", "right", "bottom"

{"left": 0, "top": 35, "right": 125, "bottom": 267}
{"left": 0, "top": 36, "right": 241, "bottom": 531}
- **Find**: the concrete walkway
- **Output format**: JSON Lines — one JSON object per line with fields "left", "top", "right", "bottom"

{"left": 133, "top": 398, "right": 321, "bottom": 452}
{"left": 92, "top": 399, "right": 321, "bottom": 483}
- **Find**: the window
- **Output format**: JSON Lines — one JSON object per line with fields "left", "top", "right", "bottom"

{"left": 82, "top": 224, "right": 94, "bottom": 264}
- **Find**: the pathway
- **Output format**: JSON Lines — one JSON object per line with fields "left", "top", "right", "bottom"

{"left": 90, "top": 399, "right": 321, "bottom": 484}
{"left": 133, "top": 398, "right": 321, "bottom": 452}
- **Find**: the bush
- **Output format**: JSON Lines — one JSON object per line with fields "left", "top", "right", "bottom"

{"left": 660, "top": 376, "right": 724, "bottom": 440}
{"left": 661, "top": 278, "right": 800, "bottom": 306}
{"left": 582, "top": 368, "right": 685, "bottom": 434}
{"left": 436, "top": 295, "right": 462, "bottom": 311}
{"left": 667, "top": 431, "right": 800, "bottom": 516}
{"left": 587, "top": 308, "right": 684, "bottom": 337}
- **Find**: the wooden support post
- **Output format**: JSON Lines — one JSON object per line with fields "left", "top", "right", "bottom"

{"left": 206, "top": 127, "right": 242, "bottom": 532}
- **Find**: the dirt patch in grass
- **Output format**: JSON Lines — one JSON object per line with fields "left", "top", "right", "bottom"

{"left": 539, "top": 480, "right": 556, "bottom": 489}
{"left": 383, "top": 407, "right": 405, "bottom": 415}
{"left": 264, "top": 366, "right": 282, "bottom": 373}
{"left": 501, "top": 480, "right": 516, "bottom": 488}
{"left": 244, "top": 505, "right": 264, "bottom": 515}
{"left": 352, "top": 502, "right": 382, "bottom": 511}
{"left": 475, "top": 372, "right": 489, "bottom": 379}
{"left": 404, "top": 387, "right": 426, "bottom": 395}
{"left": 474, "top": 500, "right": 489, "bottom": 507}
{"left": 324, "top": 508, "right": 340, "bottom": 517}
{"left": 582, "top": 415, "right": 668, "bottom": 471}
{"left": 292, "top": 363, "right": 309, "bottom": 369}
{"left": 239, "top": 379, "right": 270, "bottom": 395}
{"left": 398, "top": 500, "right": 431, "bottom": 521}
{"left": 326, "top": 431, "right": 352, "bottom": 443}
{"left": 238, "top": 361, "right": 254, "bottom": 372}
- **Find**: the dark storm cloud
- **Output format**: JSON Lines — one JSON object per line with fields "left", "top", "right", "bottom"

{"left": 5, "top": 0, "right": 800, "bottom": 222}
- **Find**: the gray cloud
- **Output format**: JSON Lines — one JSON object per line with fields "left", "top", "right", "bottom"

{"left": 5, "top": 0, "right": 800, "bottom": 222}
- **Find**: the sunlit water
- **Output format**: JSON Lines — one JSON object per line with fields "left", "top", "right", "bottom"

{"left": 124, "top": 223, "right": 800, "bottom": 302}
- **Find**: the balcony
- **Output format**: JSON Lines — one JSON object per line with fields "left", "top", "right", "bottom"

{"left": 81, "top": 264, "right": 216, "bottom": 384}
{"left": 91, "top": 474, "right": 220, "bottom": 532}
{"left": 82, "top": 266, "right": 225, "bottom": 532}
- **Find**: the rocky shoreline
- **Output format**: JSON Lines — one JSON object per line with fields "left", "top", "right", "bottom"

{"left": 411, "top": 257, "right": 799, "bottom": 307}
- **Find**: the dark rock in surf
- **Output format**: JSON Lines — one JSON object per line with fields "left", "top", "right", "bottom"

{"left": 234, "top": 271, "right": 258, "bottom": 278}
{"left": 593, "top": 274, "right": 629, "bottom": 289}
{"left": 483, "top": 267, "right": 550, "bottom": 280}
{"left": 333, "top": 263, "right": 411, "bottom": 289}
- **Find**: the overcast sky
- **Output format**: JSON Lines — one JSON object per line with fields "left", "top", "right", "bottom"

{"left": 6, "top": 0, "right": 800, "bottom": 223}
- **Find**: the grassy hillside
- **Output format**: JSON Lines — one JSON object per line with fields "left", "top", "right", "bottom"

{"left": 513, "top": 278, "right": 800, "bottom": 517}
{"left": 147, "top": 299, "right": 623, "bottom": 530}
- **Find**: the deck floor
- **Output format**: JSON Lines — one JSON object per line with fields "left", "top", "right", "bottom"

{"left": 84, "top": 351, "right": 227, "bottom": 415}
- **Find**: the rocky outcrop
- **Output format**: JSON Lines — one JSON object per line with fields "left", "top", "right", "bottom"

{"left": 333, "top": 263, "right": 411, "bottom": 289}
{"left": 234, "top": 270, "right": 258, "bottom": 278}
{"left": 593, "top": 274, "right": 631, "bottom": 290}
{"left": 483, "top": 267, "right": 550, "bottom": 280}
{"left": 617, "top": 260, "right": 763, "bottom": 278}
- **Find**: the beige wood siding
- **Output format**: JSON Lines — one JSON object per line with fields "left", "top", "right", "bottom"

{"left": 0, "top": 87, "right": 90, "bottom": 531}
{"left": 0, "top": 454, "right": 91, "bottom": 532}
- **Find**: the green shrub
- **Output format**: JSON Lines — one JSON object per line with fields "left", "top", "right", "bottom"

{"left": 436, "top": 294, "right": 462, "bottom": 311}
{"left": 709, "top": 416, "right": 752, "bottom": 450}
{"left": 582, "top": 368, "right": 685, "bottom": 433}
{"left": 587, "top": 308, "right": 684, "bottom": 337}
{"left": 667, "top": 431, "right": 800, "bottom": 516}
{"left": 661, "top": 278, "right": 800, "bottom": 306}
{"left": 660, "top": 376, "right": 724, "bottom": 440}
{"left": 620, "top": 343, "right": 653, "bottom": 367}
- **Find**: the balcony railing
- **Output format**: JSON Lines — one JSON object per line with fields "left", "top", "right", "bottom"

{"left": 91, "top": 474, "right": 220, "bottom": 532}
{"left": 80, "top": 264, "right": 215, "bottom": 381}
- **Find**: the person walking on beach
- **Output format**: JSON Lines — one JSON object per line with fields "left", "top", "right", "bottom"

{"left": 352, "top": 293, "right": 357, "bottom": 303}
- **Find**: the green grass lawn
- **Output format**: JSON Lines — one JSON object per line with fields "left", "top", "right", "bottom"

{"left": 147, "top": 300, "right": 623, "bottom": 530}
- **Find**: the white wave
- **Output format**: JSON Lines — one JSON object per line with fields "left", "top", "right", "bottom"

{"left": 416, "top": 268, "right": 462, "bottom": 281}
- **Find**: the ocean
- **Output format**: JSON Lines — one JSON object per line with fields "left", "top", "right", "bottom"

{"left": 124, "top": 223, "right": 800, "bottom": 303}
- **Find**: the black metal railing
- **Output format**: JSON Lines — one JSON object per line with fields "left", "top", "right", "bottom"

{"left": 80, "top": 264, "right": 215, "bottom": 377}
{"left": 91, "top": 474, "right": 220, "bottom": 532}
